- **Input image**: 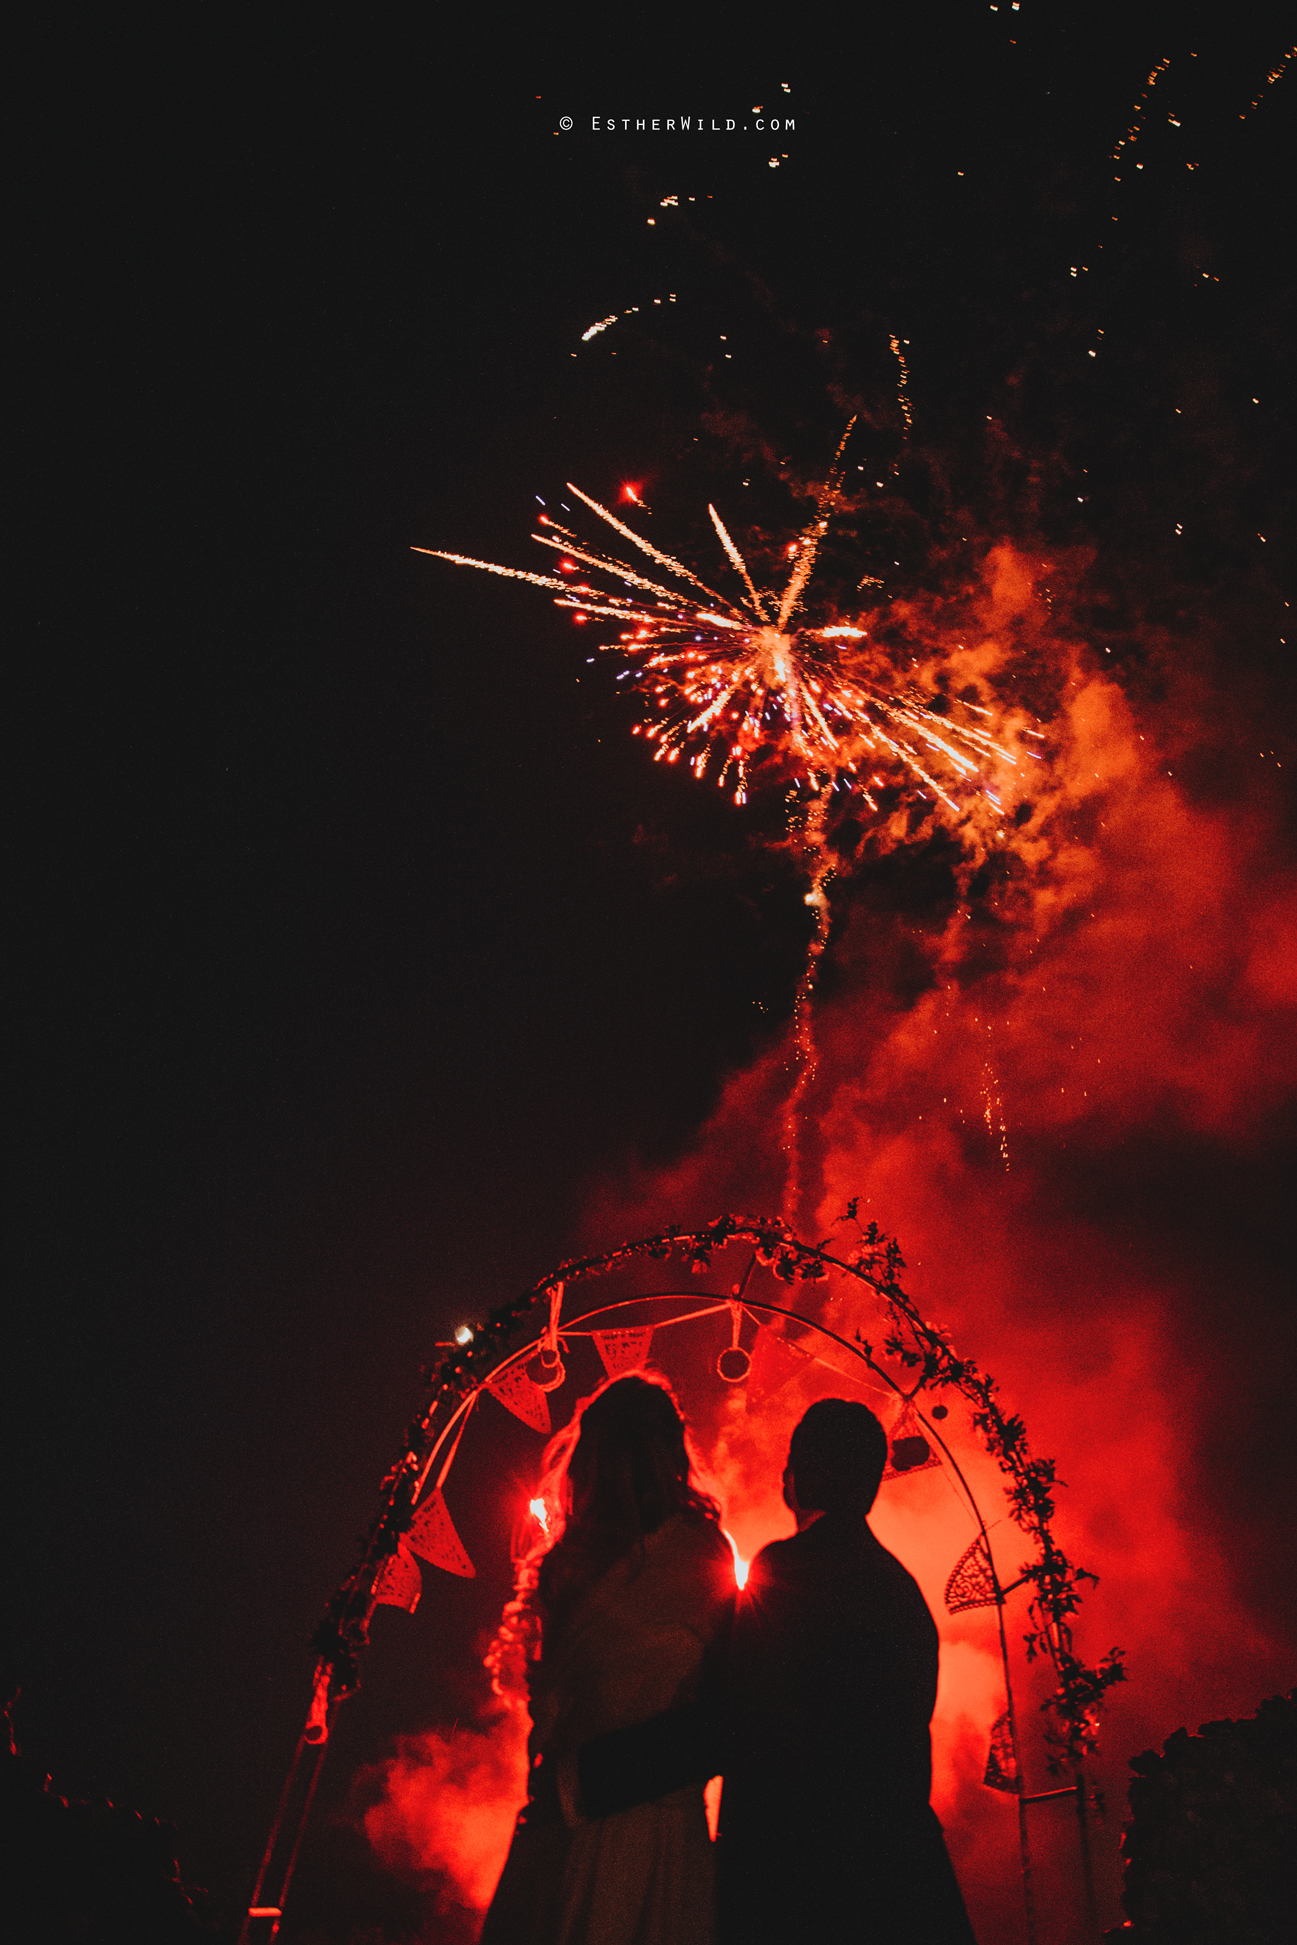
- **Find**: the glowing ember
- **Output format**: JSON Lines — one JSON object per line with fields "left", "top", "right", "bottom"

{"left": 528, "top": 1496, "right": 549, "bottom": 1533}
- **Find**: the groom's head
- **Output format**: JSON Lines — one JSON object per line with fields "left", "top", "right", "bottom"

{"left": 787, "top": 1399, "right": 888, "bottom": 1517}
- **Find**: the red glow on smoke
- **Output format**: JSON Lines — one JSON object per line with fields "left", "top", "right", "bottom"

{"left": 356, "top": 1715, "right": 528, "bottom": 1921}
{"left": 573, "top": 543, "right": 1294, "bottom": 1936}
{"left": 357, "top": 545, "right": 1293, "bottom": 1941}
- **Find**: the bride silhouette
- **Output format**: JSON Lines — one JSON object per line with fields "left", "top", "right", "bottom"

{"left": 482, "top": 1373, "right": 734, "bottom": 1945}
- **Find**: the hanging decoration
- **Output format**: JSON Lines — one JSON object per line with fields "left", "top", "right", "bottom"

{"left": 407, "top": 1486, "right": 476, "bottom": 1579}
{"left": 593, "top": 1326, "right": 655, "bottom": 1379}
{"left": 946, "top": 1533, "right": 1000, "bottom": 1615}
{"left": 372, "top": 1542, "right": 422, "bottom": 1613}
{"left": 716, "top": 1299, "right": 751, "bottom": 1382}
{"left": 525, "top": 1284, "right": 567, "bottom": 1392}
{"left": 984, "top": 1710, "right": 1021, "bottom": 1794}
{"left": 486, "top": 1363, "right": 551, "bottom": 1434}
{"left": 303, "top": 1660, "right": 331, "bottom": 1745}
{"left": 526, "top": 1346, "right": 566, "bottom": 1391}
{"left": 883, "top": 1401, "right": 941, "bottom": 1478}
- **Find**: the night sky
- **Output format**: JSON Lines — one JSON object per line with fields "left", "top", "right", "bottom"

{"left": 13, "top": 17, "right": 1294, "bottom": 1943}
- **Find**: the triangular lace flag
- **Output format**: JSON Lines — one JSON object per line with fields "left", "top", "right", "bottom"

{"left": 407, "top": 1487, "right": 476, "bottom": 1578}
{"left": 745, "top": 1326, "right": 813, "bottom": 1410}
{"left": 373, "top": 1542, "right": 422, "bottom": 1612}
{"left": 882, "top": 1402, "right": 941, "bottom": 1479}
{"left": 984, "top": 1710, "right": 1020, "bottom": 1793}
{"left": 593, "top": 1327, "right": 654, "bottom": 1379}
{"left": 946, "top": 1533, "right": 999, "bottom": 1614}
{"left": 487, "top": 1363, "right": 551, "bottom": 1435}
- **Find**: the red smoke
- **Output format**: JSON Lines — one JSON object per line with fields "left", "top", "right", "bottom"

{"left": 357, "top": 1712, "right": 529, "bottom": 1924}
{"left": 577, "top": 544, "right": 1294, "bottom": 1937}
{"left": 358, "top": 545, "right": 1293, "bottom": 1940}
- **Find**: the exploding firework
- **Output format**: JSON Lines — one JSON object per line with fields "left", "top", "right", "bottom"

{"left": 414, "top": 425, "right": 1037, "bottom": 845}
{"left": 416, "top": 430, "right": 1061, "bottom": 1215}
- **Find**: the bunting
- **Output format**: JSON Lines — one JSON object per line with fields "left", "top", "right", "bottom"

{"left": 882, "top": 1403, "right": 941, "bottom": 1479}
{"left": 983, "top": 1710, "right": 1020, "bottom": 1793}
{"left": 373, "top": 1542, "right": 422, "bottom": 1612}
{"left": 407, "top": 1486, "right": 476, "bottom": 1578}
{"left": 486, "top": 1364, "right": 551, "bottom": 1434}
{"left": 593, "top": 1327, "right": 655, "bottom": 1379}
{"left": 945, "top": 1533, "right": 999, "bottom": 1614}
{"left": 745, "top": 1325, "right": 813, "bottom": 1409}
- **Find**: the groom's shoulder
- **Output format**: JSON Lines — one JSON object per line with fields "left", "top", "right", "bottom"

{"left": 749, "top": 1525, "right": 821, "bottom": 1587}
{"left": 755, "top": 1527, "right": 806, "bottom": 1565}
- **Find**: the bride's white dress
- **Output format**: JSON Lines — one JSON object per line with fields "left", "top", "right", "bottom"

{"left": 480, "top": 1512, "right": 733, "bottom": 1945}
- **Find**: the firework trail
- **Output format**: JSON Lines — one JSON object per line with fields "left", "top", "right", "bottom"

{"left": 416, "top": 429, "right": 1043, "bottom": 1213}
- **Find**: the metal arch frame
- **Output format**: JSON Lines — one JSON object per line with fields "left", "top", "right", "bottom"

{"left": 241, "top": 1215, "right": 1110, "bottom": 1944}
{"left": 453, "top": 1282, "right": 1042, "bottom": 1937}
{"left": 240, "top": 1282, "right": 1041, "bottom": 1942}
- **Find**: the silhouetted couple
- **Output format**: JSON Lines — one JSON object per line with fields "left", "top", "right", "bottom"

{"left": 481, "top": 1377, "right": 975, "bottom": 1944}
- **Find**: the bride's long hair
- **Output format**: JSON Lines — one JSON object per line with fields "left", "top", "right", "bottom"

{"left": 488, "top": 1372, "right": 718, "bottom": 1696}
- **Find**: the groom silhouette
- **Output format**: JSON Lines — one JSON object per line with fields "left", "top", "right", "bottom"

{"left": 718, "top": 1398, "right": 975, "bottom": 1942}
{"left": 576, "top": 1398, "right": 975, "bottom": 1942}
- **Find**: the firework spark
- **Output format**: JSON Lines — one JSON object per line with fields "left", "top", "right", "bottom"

{"left": 416, "top": 432, "right": 1051, "bottom": 1219}
{"left": 414, "top": 426, "right": 1030, "bottom": 839}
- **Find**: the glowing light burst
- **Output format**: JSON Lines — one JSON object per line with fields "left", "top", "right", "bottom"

{"left": 414, "top": 423, "right": 1024, "bottom": 836}
{"left": 415, "top": 426, "right": 1045, "bottom": 1218}
{"left": 726, "top": 1535, "right": 751, "bottom": 1590}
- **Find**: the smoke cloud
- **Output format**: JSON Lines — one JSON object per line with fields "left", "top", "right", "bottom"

{"left": 356, "top": 545, "right": 1292, "bottom": 1941}
{"left": 577, "top": 543, "right": 1294, "bottom": 1936}
{"left": 354, "top": 1712, "right": 528, "bottom": 1927}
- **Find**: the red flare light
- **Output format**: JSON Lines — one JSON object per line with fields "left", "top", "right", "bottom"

{"left": 724, "top": 1531, "right": 750, "bottom": 1589}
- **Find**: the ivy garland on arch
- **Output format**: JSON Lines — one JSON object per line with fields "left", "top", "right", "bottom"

{"left": 310, "top": 1203, "right": 1126, "bottom": 1776}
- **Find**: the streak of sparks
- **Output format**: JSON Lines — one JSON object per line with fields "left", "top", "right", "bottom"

{"left": 417, "top": 430, "right": 1044, "bottom": 1218}
{"left": 890, "top": 335, "right": 914, "bottom": 434}
{"left": 781, "top": 792, "right": 835, "bottom": 1221}
{"left": 1111, "top": 55, "right": 1173, "bottom": 164}
{"left": 982, "top": 1045, "right": 1011, "bottom": 1174}
{"left": 414, "top": 425, "right": 1026, "bottom": 831}
{"left": 1242, "top": 46, "right": 1294, "bottom": 117}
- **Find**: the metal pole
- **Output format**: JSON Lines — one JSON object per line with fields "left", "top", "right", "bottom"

{"left": 1075, "top": 1770, "right": 1099, "bottom": 1936}
{"left": 994, "top": 1580, "right": 1037, "bottom": 1945}
{"left": 265, "top": 1736, "right": 329, "bottom": 1940}
{"left": 237, "top": 1731, "right": 307, "bottom": 1945}
{"left": 1020, "top": 1783, "right": 1101, "bottom": 1938}
{"left": 237, "top": 1696, "right": 333, "bottom": 1945}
